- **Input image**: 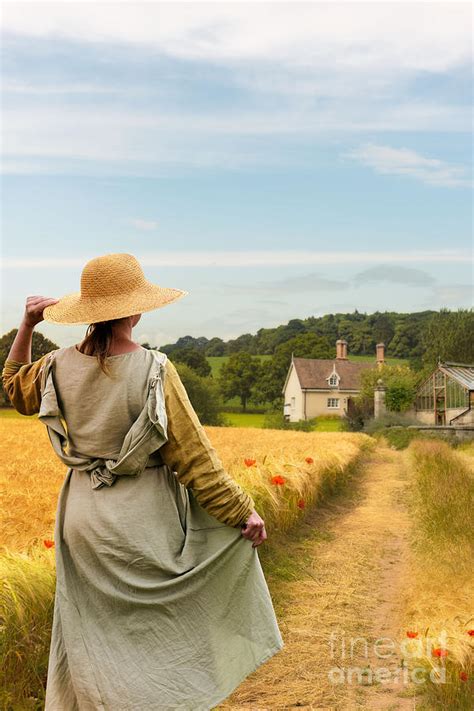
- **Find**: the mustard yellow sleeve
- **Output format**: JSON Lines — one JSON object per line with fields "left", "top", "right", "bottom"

{"left": 1, "top": 354, "right": 50, "bottom": 416}
{"left": 159, "top": 358, "right": 255, "bottom": 528}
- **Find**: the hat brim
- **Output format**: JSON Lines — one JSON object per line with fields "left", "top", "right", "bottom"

{"left": 43, "top": 283, "right": 188, "bottom": 325}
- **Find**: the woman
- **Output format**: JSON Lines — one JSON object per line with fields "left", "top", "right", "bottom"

{"left": 2, "top": 253, "right": 284, "bottom": 711}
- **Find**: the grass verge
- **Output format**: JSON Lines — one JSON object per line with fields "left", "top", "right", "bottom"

{"left": 399, "top": 439, "right": 474, "bottom": 709}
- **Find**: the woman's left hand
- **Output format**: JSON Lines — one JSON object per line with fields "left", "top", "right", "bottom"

{"left": 23, "top": 295, "right": 60, "bottom": 328}
{"left": 240, "top": 509, "right": 267, "bottom": 548}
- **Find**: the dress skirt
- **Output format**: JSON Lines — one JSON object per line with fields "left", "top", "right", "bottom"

{"left": 44, "top": 463, "right": 284, "bottom": 710}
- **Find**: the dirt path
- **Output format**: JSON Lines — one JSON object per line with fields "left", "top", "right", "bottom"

{"left": 217, "top": 442, "right": 420, "bottom": 710}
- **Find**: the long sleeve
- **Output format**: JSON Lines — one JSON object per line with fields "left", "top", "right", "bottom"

{"left": 159, "top": 358, "right": 255, "bottom": 528}
{"left": 1, "top": 354, "right": 51, "bottom": 416}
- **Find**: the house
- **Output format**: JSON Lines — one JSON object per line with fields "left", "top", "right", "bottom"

{"left": 282, "top": 339, "right": 384, "bottom": 421}
{"left": 414, "top": 361, "right": 474, "bottom": 426}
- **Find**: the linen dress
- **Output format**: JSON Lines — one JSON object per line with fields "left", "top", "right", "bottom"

{"left": 3, "top": 345, "right": 284, "bottom": 711}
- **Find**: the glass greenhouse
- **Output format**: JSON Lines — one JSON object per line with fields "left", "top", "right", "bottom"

{"left": 415, "top": 362, "right": 474, "bottom": 425}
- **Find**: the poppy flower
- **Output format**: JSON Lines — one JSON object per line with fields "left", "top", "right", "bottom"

{"left": 270, "top": 475, "right": 286, "bottom": 486}
{"left": 244, "top": 458, "right": 256, "bottom": 467}
{"left": 432, "top": 648, "right": 448, "bottom": 658}
{"left": 467, "top": 630, "right": 474, "bottom": 637}
{"left": 43, "top": 539, "right": 55, "bottom": 548}
{"left": 305, "top": 457, "right": 314, "bottom": 464}
{"left": 406, "top": 631, "right": 418, "bottom": 638}
{"left": 459, "top": 671, "right": 468, "bottom": 682}
{"left": 297, "top": 499, "right": 305, "bottom": 509}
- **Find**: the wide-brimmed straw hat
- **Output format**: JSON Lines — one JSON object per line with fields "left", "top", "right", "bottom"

{"left": 43, "top": 252, "right": 189, "bottom": 325}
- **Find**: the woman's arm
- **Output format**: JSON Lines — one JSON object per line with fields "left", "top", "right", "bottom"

{"left": 159, "top": 358, "right": 256, "bottom": 529}
{"left": 2, "top": 355, "right": 50, "bottom": 415}
{"left": 7, "top": 319, "right": 36, "bottom": 363}
{"left": 2, "top": 295, "right": 59, "bottom": 415}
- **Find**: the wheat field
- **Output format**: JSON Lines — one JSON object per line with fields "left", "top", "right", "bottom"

{"left": 0, "top": 417, "right": 374, "bottom": 709}
{"left": 1, "top": 418, "right": 374, "bottom": 552}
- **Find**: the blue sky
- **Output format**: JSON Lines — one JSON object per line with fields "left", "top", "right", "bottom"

{"left": 1, "top": 1, "right": 472, "bottom": 348}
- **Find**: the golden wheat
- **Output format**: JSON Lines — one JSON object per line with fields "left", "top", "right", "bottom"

{"left": 1, "top": 419, "right": 373, "bottom": 551}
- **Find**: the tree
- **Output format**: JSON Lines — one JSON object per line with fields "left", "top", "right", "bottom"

{"left": 384, "top": 384, "right": 415, "bottom": 412}
{"left": 217, "top": 351, "right": 261, "bottom": 411}
{"left": 171, "top": 346, "right": 212, "bottom": 377}
{"left": 347, "top": 320, "right": 376, "bottom": 355}
{"left": 421, "top": 308, "right": 474, "bottom": 369}
{"left": 251, "top": 358, "right": 285, "bottom": 408}
{"left": 389, "top": 312, "right": 435, "bottom": 360}
{"left": 372, "top": 312, "right": 395, "bottom": 347}
{"left": 356, "top": 363, "right": 417, "bottom": 414}
{"left": 205, "top": 337, "right": 226, "bottom": 356}
{"left": 171, "top": 360, "right": 226, "bottom": 425}
{"left": 227, "top": 333, "right": 255, "bottom": 354}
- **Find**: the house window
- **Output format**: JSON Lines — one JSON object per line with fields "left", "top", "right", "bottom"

{"left": 329, "top": 374, "right": 338, "bottom": 387}
{"left": 327, "top": 398, "right": 340, "bottom": 408}
{"left": 291, "top": 397, "right": 296, "bottom": 409}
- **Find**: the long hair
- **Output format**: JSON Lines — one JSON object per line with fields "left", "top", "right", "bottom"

{"left": 77, "top": 318, "right": 125, "bottom": 376}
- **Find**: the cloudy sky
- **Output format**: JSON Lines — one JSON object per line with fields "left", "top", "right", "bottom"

{"left": 1, "top": 1, "right": 472, "bottom": 348}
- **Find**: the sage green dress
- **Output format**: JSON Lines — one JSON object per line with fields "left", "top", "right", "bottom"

{"left": 39, "top": 346, "right": 284, "bottom": 711}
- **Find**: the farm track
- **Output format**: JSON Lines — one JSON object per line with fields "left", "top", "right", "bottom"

{"left": 217, "top": 442, "right": 419, "bottom": 711}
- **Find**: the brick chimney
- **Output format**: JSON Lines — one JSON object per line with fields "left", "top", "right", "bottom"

{"left": 376, "top": 342, "right": 385, "bottom": 369}
{"left": 336, "top": 339, "right": 348, "bottom": 360}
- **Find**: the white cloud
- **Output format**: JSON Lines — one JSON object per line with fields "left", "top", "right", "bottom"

{"left": 343, "top": 143, "right": 472, "bottom": 187}
{"left": 2, "top": 248, "right": 471, "bottom": 270}
{"left": 1, "top": 3, "right": 470, "bottom": 72}
{"left": 1, "top": 5, "right": 470, "bottom": 175}
{"left": 2, "top": 102, "right": 470, "bottom": 177}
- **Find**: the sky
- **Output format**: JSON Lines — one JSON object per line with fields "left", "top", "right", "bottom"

{"left": 1, "top": 0, "right": 472, "bottom": 349}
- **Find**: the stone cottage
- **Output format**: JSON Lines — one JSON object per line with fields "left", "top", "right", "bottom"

{"left": 282, "top": 339, "right": 384, "bottom": 422}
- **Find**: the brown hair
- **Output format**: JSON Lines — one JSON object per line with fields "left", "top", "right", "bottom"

{"left": 77, "top": 319, "right": 124, "bottom": 376}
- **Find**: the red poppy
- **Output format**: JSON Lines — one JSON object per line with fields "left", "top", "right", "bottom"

{"left": 244, "top": 458, "right": 256, "bottom": 467}
{"left": 305, "top": 457, "right": 314, "bottom": 464}
{"left": 406, "top": 631, "right": 418, "bottom": 638}
{"left": 297, "top": 499, "right": 305, "bottom": 509}
{"left": 467, "top": 630, "right": 474, "bottom": 636}
{"left": 43, "top": 539, "right": 55, "bottom": 548}
{"left": 432, "top": 648, "right": 448, "bottom": 658}
{"left": 459, "top": 671, "right": 468, "bottom": 682}
{"left": 270, "top": 475, "right": 286, "bottom": 486}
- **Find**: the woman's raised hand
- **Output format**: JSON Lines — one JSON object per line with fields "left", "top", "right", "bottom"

{"left": 23, "top": 295, "right": 60, "bottom": 328}
{"left": 240, "top": 509, "right": 267, "bottom": 548}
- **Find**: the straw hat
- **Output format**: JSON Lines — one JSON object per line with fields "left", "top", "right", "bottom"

{"left": 43, "top": 253, "right": 189, "bottom": 325}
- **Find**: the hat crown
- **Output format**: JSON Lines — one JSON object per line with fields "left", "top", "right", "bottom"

{"left": 43, "top": 251, "right": 188, "bottom": 324}
{"left": 81, "top": 253, "right": 146, "bottom": 298}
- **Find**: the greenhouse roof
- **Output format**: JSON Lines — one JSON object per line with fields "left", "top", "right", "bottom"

{"left": 439, "top": 362, "right": 474, "bottom": 390}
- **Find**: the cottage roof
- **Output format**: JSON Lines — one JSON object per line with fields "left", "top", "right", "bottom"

{"left": 439, "top": 362, "right": 474, "bottom": 390}
{"left": 291, "top": 356, "right": 375, "bottom": 391}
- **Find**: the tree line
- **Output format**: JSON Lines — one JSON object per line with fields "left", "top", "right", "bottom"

{"left": 158, "top": 308, "right": 462, "bottom": 364}
{"left": 1, "top": 308, "right": 472, "bottom": 422}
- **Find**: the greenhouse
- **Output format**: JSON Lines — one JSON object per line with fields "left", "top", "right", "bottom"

{"left": 415, "top": 362, "right": 474, "bottom": 426}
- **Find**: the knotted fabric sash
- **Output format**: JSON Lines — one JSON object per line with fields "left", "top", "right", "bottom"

{"left": 38, "top": 349, "right": 169, "bottom": 490}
